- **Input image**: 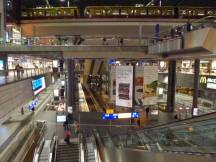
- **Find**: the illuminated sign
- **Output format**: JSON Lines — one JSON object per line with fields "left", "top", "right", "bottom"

{"left": 102, "top": 114, "right": 118, "bottom": 120}
{"left": 207, "top": 78, "right": 216, "bottom": 89}
{"left": 106, "top": 108, "right": 114, "bottom": 114}
{"left": 118, "top": 113, "right": 131, "bottom": 119}
{"left": 57, "top": 115, "right": 66, "bottom": 122}
{"left": 102, "top": 112, "right": 140, "bottom": 120}
{"left": 32, "top": 76, "right": 46, "bottom": 95}
{"left": 28, "top": 98, "right": 39, "bottom": 110}
{"left": 200, "top": 76, "right": 207, "bottom": 84}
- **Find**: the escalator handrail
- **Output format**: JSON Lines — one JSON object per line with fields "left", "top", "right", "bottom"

{"left": 110, "top": 111, "right": 216, "bottom": 138}
{"left": 33, "top": 123, "right": 47, "bottom": 162}
{"left": 141, "top": 111, "right": 216, "bottom": 130}
{"left": 53, "top": 136, "right": 58, "bottom": 162}
{"left": 93, "top": 129, "right": 106, "bottom": 162}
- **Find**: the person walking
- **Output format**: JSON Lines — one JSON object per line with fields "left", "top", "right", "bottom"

{"left": 64, "top": 130, "right": 71, "bottom": 144}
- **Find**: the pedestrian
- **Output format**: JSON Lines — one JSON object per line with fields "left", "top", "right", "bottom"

{"left": 63, "top": 119, "right": 69, "bottom": 131}
{"left": 186, "top": 20, "right": 192, "bottom": 32}
{"left": 137, "top": 118, "right": 141, "bottom": 129}
{"left": 21, "top": 107, "right": 24, "bottom": 115}
{"left": 20, "top": 66, "right": 24, "bottom": 78}
{"left": 64, "top": 130, "right": 71, "bottom": 144}
{"left": 74, "top": 121, "right": 80, "bottom": 137}
{"left": 145, "top": 107, "right": 150, "bottom": 119}
{"left": 15, "top": 64, "right": 21, "bottom": 79}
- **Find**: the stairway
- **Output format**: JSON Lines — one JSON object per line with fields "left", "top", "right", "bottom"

{"left": 56, "top": 141, "right": 79, "bottom": 162}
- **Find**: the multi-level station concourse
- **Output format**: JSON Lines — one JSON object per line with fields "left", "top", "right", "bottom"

{"left": 1, "top": 0, "right": 216, "bottom": 162}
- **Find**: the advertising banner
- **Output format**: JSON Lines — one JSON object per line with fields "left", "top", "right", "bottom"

{"left": 116, "top": 66, "right": 133, "bottom": 107}
{"left": 143, "top": 65, "right": 158, "bottom": 105}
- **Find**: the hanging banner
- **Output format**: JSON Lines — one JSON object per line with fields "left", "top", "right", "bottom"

{"left": 143, "top": 65, "right": 158, "bottom": 105}
{"left": 116, "top": 66, "right": 133, "bottom": 107}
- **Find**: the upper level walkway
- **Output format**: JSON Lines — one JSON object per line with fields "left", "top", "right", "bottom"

{"left": 1, "top": 16, "right": 216, "bottom": 59}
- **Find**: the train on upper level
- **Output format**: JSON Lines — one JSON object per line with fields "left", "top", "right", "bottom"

{"left": 21, "top": 6, "right": 216, "bottom": 20}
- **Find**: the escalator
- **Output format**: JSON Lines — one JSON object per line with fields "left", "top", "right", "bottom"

{"left": 94, "top": 113, "right": 216, "bottom": 162}
{"left": 56, "top": 142, "right": 79, "bottom": 162}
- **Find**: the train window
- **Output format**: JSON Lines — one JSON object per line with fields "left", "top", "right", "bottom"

{"left": 140, "top": 9, "right": 147, "bottom": 15}
{"left": 188, "top": 10, "right": 192, "bottom": 15}
{"left": 196, "top": 10, "right": 205, "bottom": 16}
{"left": 33, "top": 11, "right": 37, "bottom": 16}
{"left": 95, "top": 10, "right": 102, "bottom": 15}
{"left": 45, "top": 11, "right": 50, "bottom": 16}
{"left": 38, "top": 11, "right": 43, "bottom": 16}
{"left": 57, "top": 10, "right": 62, "bottom": 16}
{"left": 162, "top": 9, "right": 173, "bottom": 16}
{"left": 207, "top": 10, "right": 216, "bottom": 16}
{"left": 102, "top": 10, "right": 106, "bottom": 15}
{"left": 22, "top": 12, "right": 27, "bottom": 17}
{"left": 63, "top": 11, "right": 67, "bottom": 16}
{"left": 121, "top": 10, "right": 128, "bottom": 15}
{"left": 112, "top": 10, "right": 119, "bottom": 15}
{"left": 148, "top": 9, "right": 161, "bottom": 15}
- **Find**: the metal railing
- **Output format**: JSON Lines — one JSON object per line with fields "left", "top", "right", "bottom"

{"left": 0, "top": 35, "right": 154, "bottom": 47}
{"left": 0, "top": 67, "right": 52, "bottom": 86}
{"left": 149, "top": 16, "right": 216, "bottom": 45}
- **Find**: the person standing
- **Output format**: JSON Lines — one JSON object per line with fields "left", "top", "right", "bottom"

{"left": 145, "top": 107, "right": 150, "bottom": 119}
{"left": 15, "top": 64, "right": 21, "bottom": 79}
{"left": 21, "top": 107, "right": 24, "bottom": 115}
{"left": 63, "top": 120, "right": 69, "bottom": 131}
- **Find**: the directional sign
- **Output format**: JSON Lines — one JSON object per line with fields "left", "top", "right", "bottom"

{"left": 102, "top": 112, "right": 140, "bottom": 120}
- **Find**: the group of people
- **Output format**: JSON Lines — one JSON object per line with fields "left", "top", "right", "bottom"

{"left": 63, "top": 115, "right": 80, "bottom": 144}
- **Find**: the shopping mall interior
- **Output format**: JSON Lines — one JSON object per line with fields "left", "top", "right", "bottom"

{"left": 1, "top": 0, "right": 216, "bottom": 162}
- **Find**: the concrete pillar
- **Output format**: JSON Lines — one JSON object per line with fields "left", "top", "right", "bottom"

{"left": 166, "top": 60, "right": 176, "bottom": 112}
{"left": 67, "top": 59, "right": 75, "bottom": 113}
{"left": 0, "top": 0, "right": 6, "bottom": 39}
{"left": 132, "top": 63, "right": 136, "bottom": 111}
{"left": 192, "top": 59, "right": 200, "bottom": 115}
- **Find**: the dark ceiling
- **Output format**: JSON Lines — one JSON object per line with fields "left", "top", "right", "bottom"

{"left": 21, "top": 0, "right": 216, "bottom": 9}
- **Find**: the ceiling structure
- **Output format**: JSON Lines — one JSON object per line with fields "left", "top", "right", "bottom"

{"left": 21, "top": 0, "right": 216, "bottom": 9}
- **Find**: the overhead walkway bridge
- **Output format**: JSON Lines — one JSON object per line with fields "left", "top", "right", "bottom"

{"left": 94, "top": 112, "right": 216, "bottom": 162}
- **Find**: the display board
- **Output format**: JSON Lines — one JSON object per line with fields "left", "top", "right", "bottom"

{"left": 32, "top": 76, "right": 46, "bottom": 95}
{"left": 116, "top": 66, "right": 133, "bottom": 107}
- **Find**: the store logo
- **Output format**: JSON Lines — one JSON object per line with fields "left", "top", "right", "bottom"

{"left": 200, "top": 76, "right": 207, "bottom": 84}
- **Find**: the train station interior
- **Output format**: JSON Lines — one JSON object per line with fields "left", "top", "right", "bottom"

{"left": 0, "top": 0, "right": 216, "bottom": 162}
